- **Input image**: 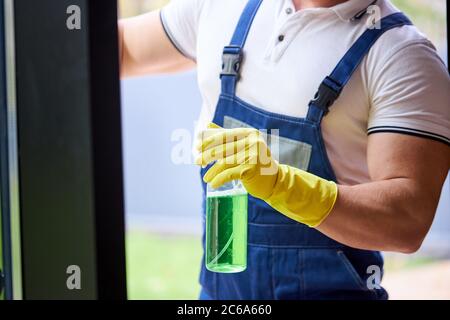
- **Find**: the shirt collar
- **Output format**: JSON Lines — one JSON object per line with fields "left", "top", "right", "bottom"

{"left": 330, "top": 0, "right": 378, "bottom": 21}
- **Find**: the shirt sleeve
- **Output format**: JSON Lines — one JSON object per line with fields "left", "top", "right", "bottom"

{"left": 160, "top": 0, "right": 205, "bottom": 61}
{"left": 367, "top": 39, "right": 450, "bottom": 146}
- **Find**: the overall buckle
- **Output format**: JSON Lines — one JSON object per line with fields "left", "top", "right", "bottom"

{"left": 220, "top": 46, "right": 243, "bottom": 79}
{"left": 309, "top": 77, "right": 342, "bottom": 113}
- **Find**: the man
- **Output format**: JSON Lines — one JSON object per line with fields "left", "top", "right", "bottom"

{"left": 119, "top": 0, "right": 450, "bottom": 299}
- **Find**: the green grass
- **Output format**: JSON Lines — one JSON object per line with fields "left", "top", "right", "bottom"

{"left": 392, "top": 0, "right": 447, "bottom": 42}
{"left": 126, "top": 231, "right": 202, "bottom": 300}
{"left": 383, "top": 254, "right": 436, "bottom": 272}
{"left": 392, "top": 0, "right": 446, "bottom": 24}
{"left": 125, "top": 231, "right": 438, "bottom": 300}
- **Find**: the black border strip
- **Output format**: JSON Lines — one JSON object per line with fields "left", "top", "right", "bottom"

{"left": 368, "top": 126, "right": 450, "bottom": 141}
{"left": 368, "top": 126, "right": 450, "bottom": 146}
{"left": 87, "top": 0, "right": 127, "bottom": 300}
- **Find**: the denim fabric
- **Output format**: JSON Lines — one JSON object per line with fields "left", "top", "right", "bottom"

{"left": 199, "top": 0, "right": 410, "bottom": 300}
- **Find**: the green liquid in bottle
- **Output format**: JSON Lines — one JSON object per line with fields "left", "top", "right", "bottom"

{"left": 206, "top": 192, "right": 248, "bottom": 273}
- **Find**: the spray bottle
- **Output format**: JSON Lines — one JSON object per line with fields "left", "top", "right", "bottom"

{"left": 205, "top": 180, "right": 248, "bottom": 273}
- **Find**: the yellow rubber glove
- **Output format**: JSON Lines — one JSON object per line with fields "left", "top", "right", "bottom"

{"left": 196, "top": 123, "right": 338, "bottom": 227}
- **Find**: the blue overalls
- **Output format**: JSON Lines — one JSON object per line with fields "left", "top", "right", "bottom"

{"left": 199, "top": 0, "right": 412, "bottom": 300}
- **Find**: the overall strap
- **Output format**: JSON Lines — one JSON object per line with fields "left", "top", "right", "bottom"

{"left": 307, "top": 12, "right": 412, "bottom": 123}
{"left": 220, "top": 0, "right": 263, "bottom": 96}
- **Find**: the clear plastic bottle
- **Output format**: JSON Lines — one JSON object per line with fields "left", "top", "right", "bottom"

{"left": 205, "top": 180, "right": 248, "bottom": 273}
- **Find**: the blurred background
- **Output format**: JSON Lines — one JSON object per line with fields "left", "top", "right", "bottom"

{"left": 119, "top": 0, "right": 449, "bottom": 300}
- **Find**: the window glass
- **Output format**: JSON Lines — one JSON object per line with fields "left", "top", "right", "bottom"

{"left": 120, "top": 0, "right": 449, "bottom": 300}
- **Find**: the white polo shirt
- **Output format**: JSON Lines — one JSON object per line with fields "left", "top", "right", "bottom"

{"left": 161, "top": 0, "right": 450, "bottom": 185}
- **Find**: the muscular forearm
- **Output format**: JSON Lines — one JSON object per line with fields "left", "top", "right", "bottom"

{"left": 316, "top": 134, "right": 450, "bottom": 254}
{"left": 317, "top": 178, "right": 441, "bottom": 253}
{"left": 196, "top": 127, "right": 449, "bottom": 254}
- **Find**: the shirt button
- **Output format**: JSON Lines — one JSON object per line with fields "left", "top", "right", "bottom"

{"left": 278, "top": 35, "right": 285, "bottom": 42}
{"left": 285, "top": 7, "right": 293, "bottom": 14}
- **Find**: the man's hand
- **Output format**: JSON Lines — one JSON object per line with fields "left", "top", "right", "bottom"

{"left": 196, "top": 124, "right": 278, "bottom": 198}
{"left": 196, "top": 123, "right": 338, "bottom": 227}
